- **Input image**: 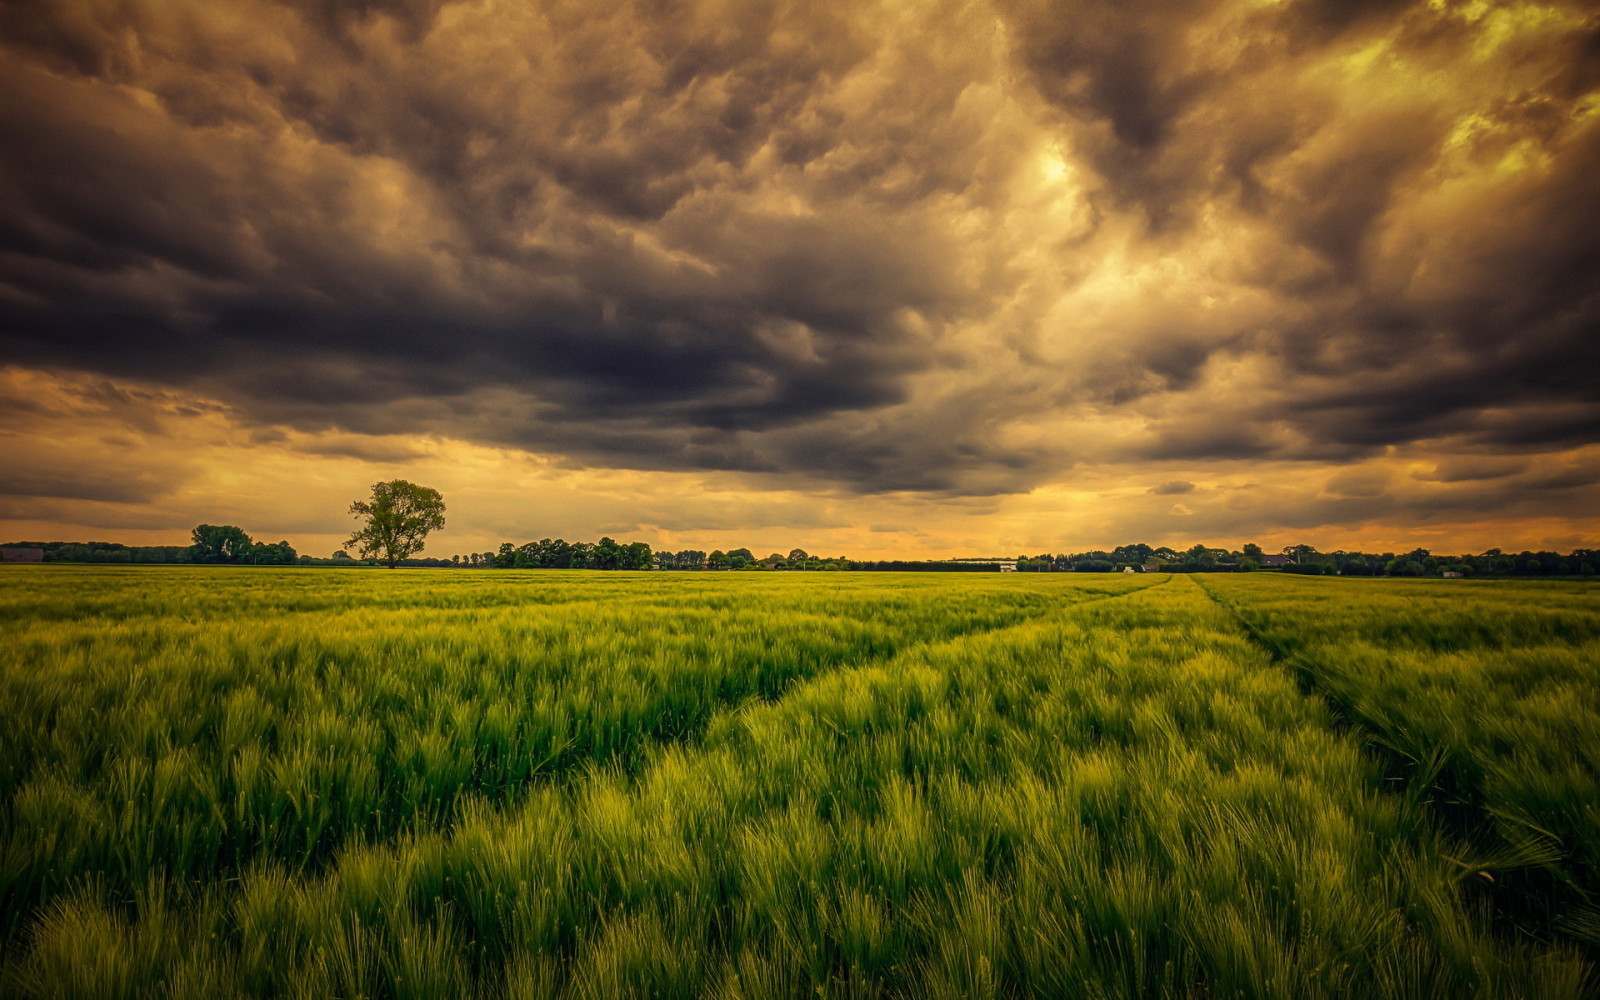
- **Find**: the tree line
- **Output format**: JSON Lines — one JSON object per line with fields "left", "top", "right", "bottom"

{"left": 487, "top": 537, "right": 655, "bottom": 570}
{"left": 9, "top": 532, "right": 1597, "bottom": 578}
{"left": 447, "top": 543, "right": 853, "bottom": 571}
{"left": 1013, "top": 542, "right": 1600, "bottom": 577}
{"left": 7, "top": 527, "right": 298, "bottom": 566}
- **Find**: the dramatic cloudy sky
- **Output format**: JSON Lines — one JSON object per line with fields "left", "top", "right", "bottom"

{"left": 2, "top": 0, "right": 1597, "bottom": 558}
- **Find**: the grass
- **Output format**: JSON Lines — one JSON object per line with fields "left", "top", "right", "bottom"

{"left": 1199, "top": 574, "right": 1600, "bottom": 957}
{"left": 0, "top": 567, "right": 1594, "bottom": 997}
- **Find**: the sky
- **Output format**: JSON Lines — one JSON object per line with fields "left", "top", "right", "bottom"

{"left": 1, "top": 0, "right": 1597, "bottom": 560}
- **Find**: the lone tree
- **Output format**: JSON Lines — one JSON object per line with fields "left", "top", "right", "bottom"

{"left": 346, "top": 480, "right": 446, "bottom": 569}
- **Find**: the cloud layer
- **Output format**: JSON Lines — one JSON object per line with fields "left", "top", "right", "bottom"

{"left": 1, "top": 0, "right": 1596, "bottom": 549}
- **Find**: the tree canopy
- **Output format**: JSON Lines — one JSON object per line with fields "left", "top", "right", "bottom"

{"left": 346, "top": 481, "right": 446, "bottom": 569}
{"left": 190, "top": 524, "right": 252, "bottom": 563}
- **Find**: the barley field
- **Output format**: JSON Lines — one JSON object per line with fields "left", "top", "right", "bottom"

{"left": 1, "top": 567, "right": 1595, "bottom": 998}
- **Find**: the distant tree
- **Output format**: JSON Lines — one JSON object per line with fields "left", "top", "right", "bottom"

{"left": 1336, "top": 553, "right": 1377, "bottom": 576}
{"left": 1112, "top": 543, "right": 1153, "bottom": 564}
{"left": 346, "top": 480, "right": 446, "bottom": 569}
{"left": 707, "top": 549, "right": 730, "bottom": 570}
{"left": 1384, "top": 558, "right": 1425, "bottom": 577}
{"left": 247, "top": 540, "right": 296, "bottom": 565}
{"left": 542, "top": 539, "right": 575, "bottom": 568}
{"left": 191, "top": 524, "right": 253, "bottom": 564}
{"left": 787, "top": 548, "right": 811, "bottom": 563}
{"left": 622, "top": 541, "right": 654, "bottom": 569}
{"left": 669, "top": 549, "right": 706, "bottom": 570}
{"left": 592, "top": 537, "right": 622, "bottom": 570}
{"left": 1243, "top": 542, "right": 1263, "bottom": 560}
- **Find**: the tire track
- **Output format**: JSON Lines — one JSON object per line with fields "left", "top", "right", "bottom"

{"left": 1190, "top": 574, "right": 1597, "bottom": 965}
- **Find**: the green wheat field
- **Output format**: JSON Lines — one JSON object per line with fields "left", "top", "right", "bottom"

{"left": 2, "top": 568, "right": 1597, "bottom": 998}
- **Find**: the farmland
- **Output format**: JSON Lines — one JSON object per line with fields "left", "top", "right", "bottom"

{"left": 1, "top": 568, "right": 1596, "bottom": 998}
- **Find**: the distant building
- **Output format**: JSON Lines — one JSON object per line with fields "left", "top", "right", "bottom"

{"left": 1122, "top": 566, "right": 1135, "bottom": 573}
{"left": 998, "top": 562, "right": 1017, "bottom": 572}
{"left": 1442, "top": 571, "right": 1464, "bottom": 578}
{"left": 1, "top": 547, "right": 44, "bottom": 563}
{"left": 1260, "top": 554, "right": 1292, "bottom": 568}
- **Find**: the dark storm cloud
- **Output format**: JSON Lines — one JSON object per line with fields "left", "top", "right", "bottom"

{"left": 1148, "top": 480, "right": 1195, "bottom": 496}
{"left": 0, "top": 0, "right": 1596, "bottom": 508}
{"left": 293, "top": 435, "right": 432, "bottom": 463}
{"left": 0, "top": 0, "right": 1013, "bottom": 492}
{"left": 1138, "top": 421, "right": 1283, "bottom": 462}
{"left": 1415, "top": 456, "right": 1528, "bottom": 484}
{"left": 1518, "top": 458, "right": 1600, "bottom": 492}
{"left": 0, "top": 466, "right": 169, "bottom": 505}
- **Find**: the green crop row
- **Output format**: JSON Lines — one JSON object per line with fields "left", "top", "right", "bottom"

{"left": 1, "top": 569, "right": 1123, "bottom": 937}
{"left": 1199, "top": 574, "right": 1600, "bottom": 958}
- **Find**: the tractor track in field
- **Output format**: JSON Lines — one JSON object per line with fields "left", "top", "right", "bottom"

{"left": 1191, "top": 570, "right": 1479, "bottom": 807}
{"left": 585, "top": 573, "right": 1174, "bottom": 783}
{"left": 679, "top": 572, "right": 1171, "bottom": 718}
{"left": 1190, "top": 574, "right": 1599, "bottom": 967}
{"left": 0, "top": 578, "right": 1167, "bottom": 911}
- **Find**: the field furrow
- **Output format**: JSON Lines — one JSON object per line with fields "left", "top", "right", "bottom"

{"left": 1199, "top": 574, "right": 1600, "bottom": 963}
{"left": 0, "top": 570, "right": 1151, "bottom": 945}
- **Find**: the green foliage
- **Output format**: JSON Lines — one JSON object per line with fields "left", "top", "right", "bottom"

{"left": 346, "top": 480, "right": 446, "bottom": 569}
{"left": 1384, "top": 558, "right": 1426, "bottom": 577}
{"left": 1, "top": 570, "right": 1594, "bottom": 997}
{"left": 248, "top": 539, "right": 297, "bottom": 565}
{"left": 492, "top": 537, "right": 655, "bottom": 570}
{"left": 189, "top": 524, "right": 252, "bottom": 563}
